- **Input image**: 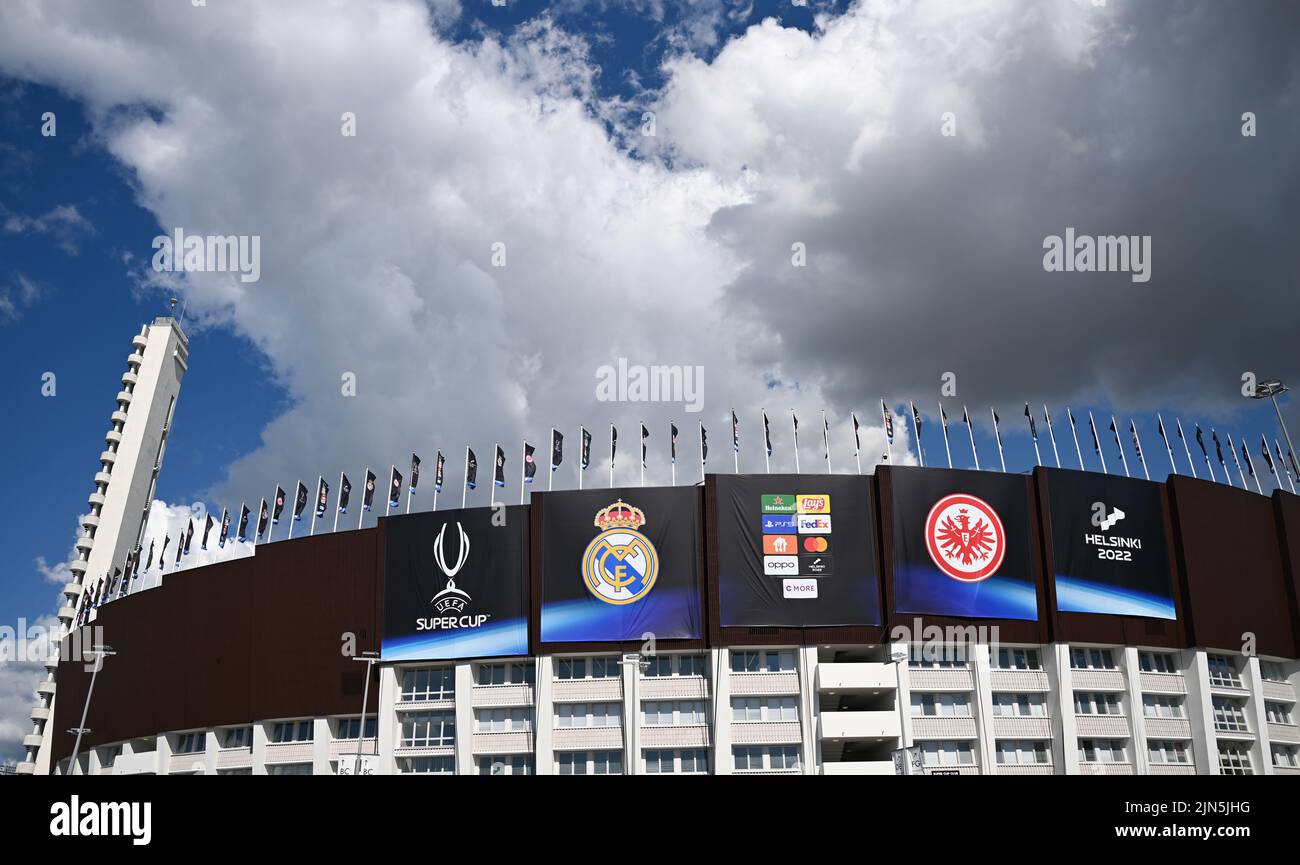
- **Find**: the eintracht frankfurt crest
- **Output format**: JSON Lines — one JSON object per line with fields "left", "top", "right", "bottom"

{"left": 925, "top": 493, "right": 1006, "bottom": 583}
{"left": 582, "top": 500, "right": 659, "bottom": 605}
{"left": 431, "top": 521, "right": 471, "bottom": 613}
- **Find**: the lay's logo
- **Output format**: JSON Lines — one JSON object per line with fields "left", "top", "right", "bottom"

{"left": 796, "top": 495, "right": 830, "bottom": 514}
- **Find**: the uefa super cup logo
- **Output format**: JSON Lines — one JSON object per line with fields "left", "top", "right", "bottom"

{"left": 431, "top": 521, "right": 471, "bottom": 613}
{"left": 581, "top": 500, "right": 659, "bottom": 605}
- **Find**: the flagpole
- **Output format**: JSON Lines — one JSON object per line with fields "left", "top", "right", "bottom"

{"left": 433, "top": 460, "right": 440, "bottom": 511}
{"left": 334, "top": 471, "right": 343, "bottom": 532}
{"left": 288, "top": 479, "right": 299, "bottom": 539}
{"left": 549, "top": 429, "right": 556, "bottom": 492}
{"left": 359, "top": 468, "right": 367, "bottom": 530}
{"left": 609, "top": 424, "right": 615, "bottom": 489}
{"left": 699, "top": 420, "right": 706, "bottom": 484}
{"left": 822, "top": 410, "right": 832, "bottom": 474}
{"left": 312, "top": 476, "right": 323, "bottom": 534}
{"left": 1175, "top": 419, "right": 1197, "bottom": 478}
{"left": 791, "top": 410, "right": 800, "bottom": 473}
{"left": 1131, "top": 422, "right": 1150, "bottom": 481}
{"left": 1044, "top": 406, "right": 1062, "bottom": 468}
{"left": 881, "top": 401, "right": 893, "bottom": 465}
{"left": 578, "top": 427, "right": 584, "bottom": 490}
{"left": 910, "top": 402, "right": 925, "bottom": 467}
{"left": 1110, "top": 417, "right": 1129, "bottom": 477}
{"left": 732, "top": 411, "right": 739, "bottom": 474}
{"left": 406, "top": 464, "right": 414, "bottom": 514}
{"left": 1277, "top": 439, "right": 1296, "bottom": 493}
{"left": 642, "top": 423, "right": 647, "bottom": 488}
{"left": 671, "top": 421, "right": 677, "bottom": 487}
{"left": 1215, "top": 433, "right": 1233, "bottom": 487}
{"left": 521, "top": 439, "right": 526, "bottom": 506}
{"left": 463, "top": 448, "right": 469, "bottom": 509}
{"left": 940, "top": 404, "right": 953, "bottom": 469}
{"left": 991, "top": 408, "right": 1006, "bottom": 472}
{"left": 1157, "top": 415, "right": 1177, "bottom": 475}
{"left": 1227, "top": 434, "right": 1248, "bottom": 488}
{"left": 964, "top": 406, "right": 980, "bottom": 470}
{"left": 1067, "top": 409, "right": 1085, "bottom": 470}
{"left": 854, "top": 414, "right": 863, "bottom": 475}
{"left": 1088, "top": 412, "right": 1107, "bottom": 474}
{"left": 491, "top": 444, "right": 498, "bottom": 507}
{"left": 1202, "top": 438, "right": 1217, "bottom": 483}
{"left": 1026, "top": 405, "right": 1042, "bottom": 467}
{"left": 762, "top": 410, "right": 770, "bottom": 474}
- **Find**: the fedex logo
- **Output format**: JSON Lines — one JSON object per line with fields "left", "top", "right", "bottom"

{"left": 797, "top": 514, "right": 831, "bottom": 534}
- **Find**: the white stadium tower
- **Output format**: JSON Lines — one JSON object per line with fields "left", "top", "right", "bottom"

{"left": 19, "top": 316, "right": 188, "bottom": 774}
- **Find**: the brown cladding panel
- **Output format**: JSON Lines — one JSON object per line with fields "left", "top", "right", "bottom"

{"left": 1270, "top": 491, "right": 1300, "bottom": 657}
{"left": 1167, "top": 477, "right": 1295, "bottom": 657}
{"left": 52, "top": 529, "right": 381, "bottom": 763}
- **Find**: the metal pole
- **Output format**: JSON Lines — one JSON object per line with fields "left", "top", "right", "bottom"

{"left": 1271, "top": 394, "right": 1299, "bottom": 478}
{"left": 69, "top": 646, "right": 113, "bottom": 775}
{"left": 352, "top": 653, "right": 377, "bottom": 775}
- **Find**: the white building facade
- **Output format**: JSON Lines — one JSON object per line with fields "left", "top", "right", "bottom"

{"left": 57, "top": 643, "right": 1300, "bottom": 776}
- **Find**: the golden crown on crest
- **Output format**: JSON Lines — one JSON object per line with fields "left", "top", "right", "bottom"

{"left": 593, "top": 500, "right": 646, "bottom": 532}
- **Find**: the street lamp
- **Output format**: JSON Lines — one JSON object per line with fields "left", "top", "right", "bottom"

{"left": 887, "top": 648, "right": 914, "bottom": 774}
{"left": 68, "top": 644, "right": 115, "bottom": 776}
{"left": 350, "top": 651, "right": 380, "bottom": 776}
{"left": 1248, "top": 379, "right": 1298, "bottom": 480}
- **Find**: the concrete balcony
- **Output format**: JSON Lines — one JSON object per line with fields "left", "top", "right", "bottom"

{"left": 818, "top": 710, "right": 901, "bottom": 741}
{"left": 44, "top": 654, "right": 60, "bottom": 670}
{"left": 1144, "top": 717, "right": 1192, "bottom": 739}
{"left": 121, "top": 370, "right": 138, "bottom": 387}
{"left": 551, "top": 678, "right": 621, "bottom": 703}
{"left": 99, "top": 450, "right": 117, "bottom": 465}
{"left": 1079, "top": 761, "right": 1135, "bottom": 776}
{"left": 729, "top": 671, "right": 801, "bottom": 696}
{"left": 906, "top": 667, "right": 975, "bottom": 691}
{"left": 81, "top": 513, "right": 100, "bottom": 530}
{"left": 62, "top": 582, "right": 83, "bottom": 598}
{"left": 991, "top": 715, "right": 1054, "bottom": 739}
{"left": 1149, "top": 763, "right": 1197, "bottom": 775}
{"left": 94, "top": 470, "right": 113, "bottom": 486}
{"left": 1139, "top": 672, "right": 1187, "bottom": 695}
{"left": 105, "top": 429, "right": 122, "bottom": 446}
{"left": 640, "top": 676, "right": 709, "bottom": 701}
{"left": 817, "top": 663, "right": 895, "bottom": 692}
{"left": 58, "top": 606, "right": 77, "bottom": 621}
{"left": 469, "top": 684, "right": 535, "bottom": 707}
{"left": 470, "top": 730, "right": 534, "bottom": 754}
{"left": 989, "top": 669, "right": 1051, "bottom": 692}
{"left": 822, "top": 761, "right": 895, "bottom": 775}
{"left": 69, "top": 560, "right": 88, "bottom": 574}
{"left": 31, "top": 706, "right": 50, "bottom": 722}
{"left": 88, "top": 492, "right": 106, "bottom": 507}
{"left": 126, "top": 352, "right": 145, "bottom": 368}
{"left": 552, "top": 726, "right": 623, "bottom": 751}
{"left": 1075, "top": 714, "right": 1130, "bottom": 737}
{"left": 132, "top": 333, "right": 149, "bottom": 351}
{"left": 1263, "top": 680, "right": 1297, "bottom": 703}
{"left": 23, "top": 734, "right": 43, "bottom": 749}
{"left": 1267, "top": 722, "right": 1300, "bottom": 745}
{"left": 37, "top": 681, "right": 57, "bottom": 698}
{"left": 733, "top": 720, "right": 803, "bottom": 745}
{"left": 15, "top": 762, "right": 35, "bottom": 775}
{"left": 115, "top": 390, "right": 133, "bottom": 406}
{"left": 994, "top": 763, "right": 1055, "bottom": 775}
{"left": 75, "top": 535, "right": 94, "bottom": 552}
{"left": 640, "top": 724, "right": 710, "bottom": 749}
{"left": 911, "top": 716, "right": 979, "bottom": 740}
{"left": 1070, "top": 669, "right": 1126, "bottom": 692}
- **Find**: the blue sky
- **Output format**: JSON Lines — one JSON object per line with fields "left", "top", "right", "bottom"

{"left": 1, "top": 0, "right": 1298, "bottom": 760}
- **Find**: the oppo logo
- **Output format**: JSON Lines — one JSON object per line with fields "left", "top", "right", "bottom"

{"left": 764, "top": 556, "right": 798, "bottom": 575}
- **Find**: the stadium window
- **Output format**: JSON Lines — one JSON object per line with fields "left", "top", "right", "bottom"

{"left": 644, "top": 750, "right": 675, "bottom": 774}
{"left": 921, "top": 741, "right": 974, "bottom": 767}
{"left": 478, "top": 754, "right": 534, "bottom": 775}
{"left": 400, "top": 756, "right": 453, "bottom": 774}
{"left": 401, "top": 667, "right": 454, "bottom": 701}
{"left": 642, "top": 655, "right": 672, "bottom": 677}
{"left": 1218, "top": 743, "right": 1252, "bottom": 775}
{"left": 400, "top": 711, "right": 455, "bottom": 748}
{"left": 1211, "top": 697, "right": 1249, "bottom": 733}
{"left": 995, "top": 740, "right": 1049, "bottom": 765}
{"left": 732, "top": 746, "right": 764, "bottom": 771}
{"left": 909, "top": 646, "right": 967, "bottom": 668}
{"left": 1259, "top": 661, "right": 1288, "bottom": 683}
{"left": 1207, "top": 655, "right": 1242, "bottom": 689}
{"left": 1138, "top": 651, "right": 1177, "bottom": 674}
{"left": 991, "top": 693, "right": 1046, "bottom": 717}
{"left": 268, "top": 720, "right": 314, "bottom": 744}
{"left": 991, "top": 647, "right": 1041, "bottom": 670}
{"left": 221, "top": 727, "right": 252, "bottom": 749}
{"left": 591, "top": 657, "right": 621, "bottom": 678}
{"left": 174, "top": 733, "right": 205, "bottom": 754}
{"left": 1070, "top": 648, "right": 1116, "bottom": 670}
{"left": 266, "top": 763, "right": 312, "bottom": 776}
{"left": 680, "top": 749, "right": 710, "bottom": 774}
{"left": 1272, "top": 745, "right": 1299, "bottom": 769}
{"left": 1141, "top": 695, "right": 1184, "bottom": 719}
{"left": 1078, "top": 739, "right": 1125, "bottom": 764}
{"left": 477, "top": 662, "right": 535, "bottom": 686}
{"left": 678, "top": 654, "right": 707, "bottom": 677}
{"left": 1147, "top": 740, "right": 1190, "bottom": 765}
{"left": 593, "top": 751, "right": 623, "bottom": 775}
{"left": 556, "top": 657, "right": 587, "bottom": 680}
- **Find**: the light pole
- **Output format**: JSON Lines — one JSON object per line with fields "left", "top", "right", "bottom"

{"left": 68, "top": 644, "right": 115, "bottom": 776}
{"left": 1249, "top": 380, "right": 1298, "bottom": 479}
{"left": 351, "top": 651, "right": 380, "bottom": 775}
{"left": 888, "top": 648, "right": 913, "bottom": 774}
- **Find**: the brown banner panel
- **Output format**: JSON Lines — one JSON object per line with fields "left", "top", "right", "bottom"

{"left": 1270, "top": 490, "right": 1300, "bottom": 658}
{"left": 1036, "top": 468, "right": 1187, "bottom": 648}
{"left": 1167, "top": 476, "right": 1294, "bottom": 657}
{"left": 878, "top": 466, "right": 1048, "bottom": 645}
{"left": 52, "top": 529, "right": 381, "bottom": 763}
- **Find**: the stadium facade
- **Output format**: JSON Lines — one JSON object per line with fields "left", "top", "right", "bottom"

{"left": 30, "top": 322, "right": 1300, "bottom": 776}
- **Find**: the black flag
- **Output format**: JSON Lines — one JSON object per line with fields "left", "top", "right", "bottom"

{"left": 1195, "top": 425, "right": 1208, "bottom": 459}
{"left": 494, "top": 446, "right": 506, "bottom": 488}
{"left": 131, "top": 546, "right": 141, "bottom": 579}
{"left": 363, "top": 470, "right": 377, "bottom": 510}
{"left": 272, "top": 486, "right": 286, "bottom": 524}
{"left": 201, "top": 514, "right": 214, "bottom": 550}
{"left": 671, "top": 423, "right": 679, "bottom": 464}
{"left": 338, "top": 474, "right": 352, "bottom": 513}
{"left": 731, "top": 410, "right": 739, "bottom": 453}
{"left": 237, "top": 504, "right": 250, "bottom": 541}
{"left": 218, "top": 508, "right": 230, "bottom": 548}
{"left": 434, "top": 453, "right": 445, "bottom": 493}
{"left": 524, "top": 442, "right": 537, "bottom": 484}
{"left": 161, "top": 533, "right": 172, "bottom": 564}
{"left": 315, "top": 477, "right": 330, "bottom": 517}
{"left": 641, "top": 424, "right": 649, "bottom": 467}
{"left": 611, "top": 426, "right": 618, "bottom": 466}
{"left": 410, "top": 454, "right": 421, "bottom": 493}
{"left": 294, "top": 481, "right": 308, "bottom": 521}
{"left": 1242, "top": 442, "right": 1255, "bottom": 477}
{"left": 1213, "top": 431, "right": 1225, "bottom": 465}
{"left": 1089, "top": 415, "right": 1102, "bottom": 455}
{"left": 852, "top": 412, "right": 861, "bottom": 452}
{"left": 763, "top": 411, "right": 773, "bottom": 456}
{"left": 389, "top": 467, "right": 403, "bottom": 507}
{"left": 912, "top": 404, "right": 924, "bottom": 438}
{"left": 701, "top": 424, "right": 709, "bottom": 464}
{"left": 175, "top": 533, "right": 184, "bottom": 564}
{"left": 883, "top": 402, "right": 894, "bottom": 442}
{"left": 1024, "top": 403, "right": 1038, "bottom": 441}
{"left": 257, "top": 499, "right": 270, "bottom": 540}
{"left": 183, "top": 518, "right": 194, "bottom": 555}
{"left": 466, "top": 449, "right": 479, "bottom": 490}
{"left": 580, "top": 428, "right": 591, "bottom": 470}
{"left": 144, "top": 539, "right": 155, "bottom": 572}
{"left": 551, "top": 433, "right": 563, "bottom": 472}
{"left": 1261, "top": 436, "right": 1276, "bottom": 476}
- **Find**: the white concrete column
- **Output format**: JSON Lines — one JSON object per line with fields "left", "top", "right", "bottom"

{"left": 892, "top": 642, "right": 915, "bottom": 753}
{"left": 251, "top": 722, "right": 269, "bottom": 775}
{"left": 312, "top": 717, "right": 331, "bottom": 776}
{"left": 623, "top": 653, "right": 639, "bottom": 775}
{"left": 155, "top": 732, "right": 172, "bottom": 776}
{"left": 1183, "top": 650, "right": 1216, "bottom": 774}
{"left": 1243, "top": 655, "right": 1273, "bottom": 775}
{"left": 376, "top": 665, "right": 398, "bottom": 776}
{"left": 1122, "top": 647, "right": 1150, "bottom": 774}
{"left": 534, "top": 656, "right": 554, "bottom": 775}
{"left": 204, "top": 730, "right": 220, "bottom": 775}
{"left": 711, "top": 648, "right": 732, "bottom": 775}
{"left": 798, "top": 646, "right": 818, "bottom": 775}
{"left": 1049, "top": 643, "right": 1079, "bottom": 774}
{"left": 454, "top": 662, "right": 474, "bottom": 775}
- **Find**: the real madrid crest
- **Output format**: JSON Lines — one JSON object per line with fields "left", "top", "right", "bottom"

{"left": 582, "top": 500, "right": 659, "bottom": 605}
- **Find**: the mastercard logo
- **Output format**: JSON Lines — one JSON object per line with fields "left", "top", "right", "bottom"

{"left": 803, "top": 536, "right": 829, "bottom": 553}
